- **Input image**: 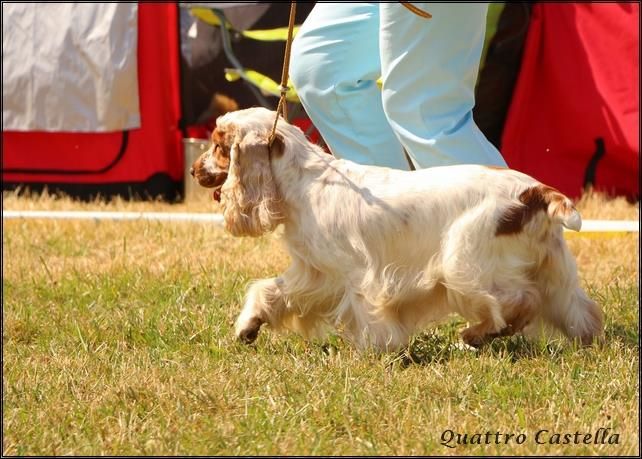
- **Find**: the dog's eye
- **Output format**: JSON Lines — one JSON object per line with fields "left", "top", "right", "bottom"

{"left": 215, "top": 144, "right": 229, "bottom": 158}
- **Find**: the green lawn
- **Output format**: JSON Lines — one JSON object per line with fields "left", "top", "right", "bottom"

{"left": 2, "top": 191, "right": 639, "bottom": 455}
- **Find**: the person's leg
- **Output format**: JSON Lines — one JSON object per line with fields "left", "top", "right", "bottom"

{"left": 379, "top": 3, "right": 507, "bottom": 167}
{"left": 290, "top": 3, "right": 409, "bottom": 169}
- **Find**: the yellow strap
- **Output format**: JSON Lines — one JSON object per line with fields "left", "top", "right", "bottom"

{"left": 190, "top": 8, "right": 227, "bottom": 28}
{"left": 224, "top": 68, "right": 300, "bottom": 103}
{"left": 191, "top": 7, "right": 300, "bottom": 42}
{"left": 242, "top": 26, "right": 300, "bottom": 42}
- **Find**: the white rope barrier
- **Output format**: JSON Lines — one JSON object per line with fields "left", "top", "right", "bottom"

{"left": 579, "top": 219, "right": 638, "bottom": 233}
{"left": 2, "top": 210, "right": 638, "bottom": 233}
{"left": 2, "top": 210, "right": 224, "bottom": 224}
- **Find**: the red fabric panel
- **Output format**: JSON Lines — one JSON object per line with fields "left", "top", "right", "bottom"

{"left": 501, "top": 3, "right": 639, "bottom": 199}
{"left": 2, "top": 3, "right": 183, "bottom": 184}
{"left": 2, "top": 131, "right": 125, "bottom": 172}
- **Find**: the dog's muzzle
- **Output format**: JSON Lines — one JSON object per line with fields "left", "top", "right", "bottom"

{"left": 191, "top": 155, "right": 228, "bottom": 202}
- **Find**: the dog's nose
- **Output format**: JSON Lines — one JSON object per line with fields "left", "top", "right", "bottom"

{"left": 189, "top": 167, "right": 195, "bottom": 177}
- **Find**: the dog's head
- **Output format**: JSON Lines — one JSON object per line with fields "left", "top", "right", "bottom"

{"left": 190, "top": 107, "right": 287, "bottom": 237}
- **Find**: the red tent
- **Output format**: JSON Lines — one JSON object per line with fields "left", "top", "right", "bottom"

{"left": 2, "top": 3, "right": 183, "bottom": 200}
{"left": 500, "top": 3, "right": 639, "bottom": 200}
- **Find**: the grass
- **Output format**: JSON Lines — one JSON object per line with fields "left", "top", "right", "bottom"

{"left": 2, "top": 189, "right": 640, "bottom": 456}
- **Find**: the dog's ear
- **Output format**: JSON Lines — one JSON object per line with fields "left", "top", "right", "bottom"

{"left": 220, "top": 131, "right": 284, "bottom": 237}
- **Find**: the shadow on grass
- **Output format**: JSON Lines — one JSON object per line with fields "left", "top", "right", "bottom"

{"left": 232, "top": 319, "right": 632, "bottom": 368}
{"left": 388, "top": 332, "right": 576, "bottom": 368}
{"left": 481, "top": 335, "right": 570, "bottom": 362}
{"left": 391, "top": 332, "right": 465, "bottom": 368}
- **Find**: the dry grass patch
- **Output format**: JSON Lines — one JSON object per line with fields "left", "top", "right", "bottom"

{"left": 2, "top": 190, "right": 639, "bottom": 456}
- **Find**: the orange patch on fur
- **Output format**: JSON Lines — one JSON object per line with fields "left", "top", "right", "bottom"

{"left": 210, "top": 128, "right": 231, "bottom": 170}
{"left": 484, "top": 165, "right": 509, "bottom": 170}
{"left": 211, "top": 128, "right": 227, "bottom": 150}
{"left": 215, "top": 146, "right": 230, "bottom": 170}
{"left": 539, "top": 185, "right": 570, "bottom": 219}
{"left": 496, "top": 186, "right": 549, "bottom": 236}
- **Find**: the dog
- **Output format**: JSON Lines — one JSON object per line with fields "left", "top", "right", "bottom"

{"left": 190, "top": 107, "right": 603, "bottom": 351}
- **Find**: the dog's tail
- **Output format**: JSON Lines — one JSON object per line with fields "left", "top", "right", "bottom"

{"left": 542, "top": 186, "right": 582, "bottom": 231}
{"left": 496, "top": 184, "right": 581, "bottom": 236}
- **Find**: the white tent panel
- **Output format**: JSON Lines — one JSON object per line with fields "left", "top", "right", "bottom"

{"left": 2, "top": 3, "right": 140, "bottom": 132}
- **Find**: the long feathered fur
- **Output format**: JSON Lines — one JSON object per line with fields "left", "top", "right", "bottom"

{"left": 192, "top": 107, "right": 603, "bottom": 352}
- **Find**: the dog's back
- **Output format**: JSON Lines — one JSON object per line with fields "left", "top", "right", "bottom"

{"left": 323, "top": 162, "right": 603, "bottom": 348}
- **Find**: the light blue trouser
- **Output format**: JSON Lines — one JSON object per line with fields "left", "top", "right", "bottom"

{"left": 290, "top": 3, "right": 507, "bottom": 169}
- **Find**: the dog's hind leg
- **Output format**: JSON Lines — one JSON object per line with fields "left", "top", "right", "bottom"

{"left": 536, "top": 233, "right": 603, "bottom": 345}
{"left": 439, "top": 203, "right": 509, "bottom": 347}
{"left": 456, "top": 291, "right": 507, "bottom": 347}
{"left": 495, "top": 287, "right": 540, "bottom": 336}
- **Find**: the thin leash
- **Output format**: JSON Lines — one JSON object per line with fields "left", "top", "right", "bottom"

{"left": 399, "top": 2, "right": 432, "bottom": 19}
{"left": 268, "top": 1, "right": 432, "bottom": 149}
{"left": 268, "top": 2, "right": 297, "bottom": 150}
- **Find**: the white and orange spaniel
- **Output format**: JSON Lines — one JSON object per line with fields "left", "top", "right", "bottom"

{"left": 191, "top": 107, "right": 603, "bottom": 351}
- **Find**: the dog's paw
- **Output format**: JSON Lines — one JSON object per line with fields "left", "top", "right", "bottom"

{"left": 460, "top": 327, "right": 490, "bottom": 348}
{"left": 235, "top": 316, "right": 264, "bottom": 344}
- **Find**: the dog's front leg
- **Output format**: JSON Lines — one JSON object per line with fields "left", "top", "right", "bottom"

{"left": 235, "top": 277, "right": 286, "bottom": 344}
